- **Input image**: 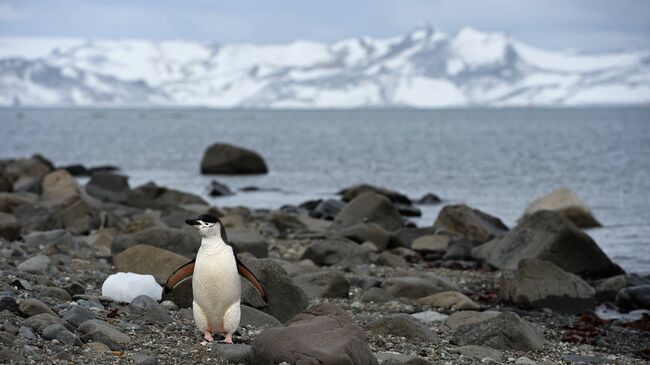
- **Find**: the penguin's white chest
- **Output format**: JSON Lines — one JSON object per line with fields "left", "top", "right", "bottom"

{"left": 192, "top": 243, "right": 241, "bottom": 330}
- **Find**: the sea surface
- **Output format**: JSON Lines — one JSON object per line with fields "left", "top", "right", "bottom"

{"left": 1, "top": 108, "right": 649, "bottom": 274}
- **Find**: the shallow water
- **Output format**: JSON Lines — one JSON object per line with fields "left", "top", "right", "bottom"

{"left": 1, "top": 108, "right": 649, "bottom": 274}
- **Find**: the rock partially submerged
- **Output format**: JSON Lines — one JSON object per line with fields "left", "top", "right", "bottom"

{"left": 331, "top": 192, "right": 403, "bottom": 232}
{"left": 200, "top": 143, "right": 268, "bottom": 175}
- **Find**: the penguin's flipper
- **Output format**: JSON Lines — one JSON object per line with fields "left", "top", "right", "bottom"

{"left": 235, "top": 256, "right": 269, "bottom": 303}
{"left": 164, "top": 259, "right": 195, "bottom": 293}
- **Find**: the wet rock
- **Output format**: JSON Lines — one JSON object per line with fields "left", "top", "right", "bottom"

{"left": 112, "top": 226, "right": 201, "bottom": 258}
{"left": 340, "top": 223, "right": 390, "bottom": 249}
{"left": 411, "top": 235, "right": 449, "bottom": 252}
{"left": 499, "top": 259, "right": 596, "bottom": 313}
{"left": 472, "top": 210, "right": 623, "bottom": 279}
{"left": 451, "top": 312, "right": 545, "bottom": 351}
{"left": 63, "top": 305, "right": 97, "bottom": 328}
{"left": 240, "top": 305, "right": 281, "bottom": 328}
{"left": 228, "top": 228, "right": 269, "bottom": 258}
{"left": 416, "top": 291, "right": 480, "bottom": 310}
{"left": 450, "top": 345, "right": 503, "bottom": 361}
{"left": 309, "top": 199, "right": 345, "bottom": 220}
{"left": 375, "top": 252, "right": 408, "bottom": 268}
{"left": 433, "top": 204, "right": 508, "bottom": 243}
{"left": 367, "top": 314, "right": 438, "bottom": 343}
{"left": 114, "top": 244, "right": 190, "bottom": 284}
{"left": 19, "top": 298, "right": 57, "bottom": 317}
{"left": 17, "top": 254, "right": 51, "bottom": 274}
{"left": 251, "top": 304, "right": 377, "bottom": 365}
{"left": 213, "top": 344, "right": 251, "bottom": 364}
{"left": 339, "top": 184, "right": 411, "bottom": 205}
{"left": 86, "top": 172, "right": 130, "bottom": 203}
{"left": 361, "top": 287, "right": 394, "bottom": 303}
{"left": 294, "top": 270, "right": 349, "bottom": 299}
{"left": 301, "top": 238, "right": 369, "bottom": 267}
{"left": 24, "top": 313, "right": 65, "bottom": 333}
{"left": 0, "top": 212, "right": 20, "bottom": 241}
{"left": 239, "top": 257, "right": 309, "bottom": 322}
{"left": 331, "top": 192, "right": 403, "bottom": 232}
{"left": 522, "top": 188, "right": 601, "bottom": 228}
{"left": 78, "top": 319, "right": 131, "bottom": 350}
{"left": 616, "top": 285, "right": 650, "bottom": 310}
{"left": 201, "top": 143, "right": 268, "bottom": 175}
{"left": 207, "top": 180, "right": 233, "bottom": 197}
{"left": 382, "top": 276, "right": 459, "bottom": 299}
{"left": 416, "top": 193, "right": 441, "bottom": 205}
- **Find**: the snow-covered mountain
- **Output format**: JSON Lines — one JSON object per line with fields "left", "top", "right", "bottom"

{"left": 1, "top": 26, "right": 649, "bottom": 107}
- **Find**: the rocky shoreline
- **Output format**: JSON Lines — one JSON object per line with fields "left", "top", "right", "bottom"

{"left": 0, "top": 152, "right": 649, "bottom": 365}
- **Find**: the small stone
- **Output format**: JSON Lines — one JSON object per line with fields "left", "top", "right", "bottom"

{"left": 0, "top": 297, "right": 19, "bottom": 314}
{"left": 42, "top": 324, "right": 67, "bottom": 340}
{"left": 40, "top": 287, "right": 73, "bottom": 301}
{"left": 160, "top": 300, "right": 178, "bottom": 311}
{"left": 515, "top": 357, "right": 537, "bottom": 365}
{"left": 19, "top": 325, "right": 36, "bottom": 340}
{"left": 416, "top": 291, "right": 480, "bottom": 310}
{"left": 410, "top": 310, "right": 449, "bottom": 324}
{"left": 78, "top": 319, "right": 131, "bottom": 350}
{"left": 129, "top": 295, "right": 158, "bottom": 315}
{"left": 367, "top": 314, "right": 438, "bottom": 343}
{"left": 57, "top": 330, "right": 82, "bottom": 346}
{"left": 361, "top": 287, "right": 394, "bottom": 303}
{"left": 19, "top": 298, "right": 57, "bottom": 317}
{"left": 450, "top": 345, "right": 502, "bottom": 361}
{"left": 63, "top": 305, "right": 97, "bottom": 328}
{"left": 84, "top": 341, "right": 112, "bottom": 353}
{"left": 212, "top": 343, "right": 251, "bottom": 364}
{"left": 133, "top": 353, "right": 159, "bottom": 365}
{"left": 17, "top": 254, "right": 51, "bottom": 273}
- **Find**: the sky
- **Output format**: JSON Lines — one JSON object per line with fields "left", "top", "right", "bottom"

{"left": 0, "top": 0, "right": 649, "bottom": 52}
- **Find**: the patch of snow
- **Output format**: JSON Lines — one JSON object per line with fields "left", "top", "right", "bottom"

{"left": 101, "top": 272, "right": 162, "bottom": 303}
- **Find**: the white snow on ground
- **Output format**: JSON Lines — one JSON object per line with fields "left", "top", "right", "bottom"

{"left": 101, "top": 272, "right": 163, "bottom": 303}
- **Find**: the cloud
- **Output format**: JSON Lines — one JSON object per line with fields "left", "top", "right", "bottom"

{"left": 0, "top": 3, "right": 27, "bottom": 22}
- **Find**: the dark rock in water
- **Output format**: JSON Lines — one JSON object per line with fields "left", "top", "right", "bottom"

{"left": 88, "top": 165, "right": 119, "bottom": 175}
{"left": 201, "top": 143, "right": 268, "bottom": 175}
{"left": 301, "top": 238, "right": 369, "bottom": 267}
{"left": 112, "top": 226, "right": 201, "bottom": 258}
{"left": 472, "top": 210, "right": 623, "bottom": 279}
{"left": 331, "top": 192, "right": 403, "bottom": 232}
{"left": 279, "top": 204, "right": 306, "bottom": 215}
{"left": 78, "top": 319, "right": 131, "bottom": 350}
{"left": 367, "top": 314, "right": 438, "bottom": 343}
{"left": 114, "top": 244, "right": 190, "bottom": 284}
{"left": 339, "top": 183, "right": 411, "bottom": 205}
{"left": 228, "top": 228, "right": 269, "bottom": 258}
{"left": 251, "top": 304, "right": 377, "bottom": 365}
{"left": 389, "top": 227, "right": 438, "bottom": 248}
{"left": 309, "top": 199, "right": 345, "bottom": 220}
{"left": 239, "top": 257, "right": 309, "bottom": 322}
{"left": 382, "top": 276, "right": 459, "bottom": 299}
{"left": 416, "top": 193, "right": 441, "bottom": 205}
{"left": 0, "top": 212, "right": 20, "bottom": 240}
{"left": 498, "top": 259, "right": 596, "bottom": 314}
{"left": 451, "top": 311, "right": 545, "bottom": 351}
{"left": 207, "top": 180, "right": 233, "bottom": 197}
{"left": 395, "top": 203, "right": 422, "bottom": 217}
{"left": 61, "top": 164, "right": 88, "bottom": 176}
{"left": 239, "top": 186, "right": 281, "bottom": 192}
{"left": 86, "top": 172, "right": 130, "bottom": 203}
{"left": 339, "top": 223, "right": 390, "bottom": 249}
{"left": 126, "top": 182, "right": 208, "bottom": 210}
{"left": 293, "top": 270, "right": 349, "bottom": 299}
{"left": 522, "top": 188, "right": 601, "bottom": 228}
{"left": 433, "top": 204, "right": 508, "bottom": 243}
{"left": 616, "top": 285, "right": 650, "bottom": 310}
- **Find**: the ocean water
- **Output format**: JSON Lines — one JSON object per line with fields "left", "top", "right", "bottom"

{"left": 1, "top": 108, "right": 649, "bottom": 274}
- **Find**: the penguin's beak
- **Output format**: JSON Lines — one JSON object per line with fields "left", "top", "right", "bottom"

{"left": 185, "top": 219, "right": 201, "bottom": 227}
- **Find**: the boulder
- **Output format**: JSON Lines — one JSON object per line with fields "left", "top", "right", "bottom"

{"left": 251, "top": 304, "right": 377, "bottom": 365}
{"left": 207, "top": 180, "right": 233, "bottom": 197}
{"left": 382, "top": 276, "right": 458, "bottom": 299}
{"left": 451, "top": 312, "right": 545, "bottom": 351}
{"left": 78, "top": 319, "right": 131, "bottom": 350}
{"left": 498, "top": 259, "right": 596, "bottom": 314}
{"left": 442, "top": 311, "right": 500, "bottom": 331}
{"left": 595, "top": 275, "right": 627, "bottom": 303}
{"left": 450, "top": 346, "right": 503, "bottom": 362}
{"left": 416, "top": 291, "right": 480, "bottom": 310}
{"left": 114, "top": 244, "right": 190, "bottom": 284}
{"left": 411, "top": 235, "right": 449, "bottom": 252}
{"left": 266, "top": 211, "right": 307, "bottom": 236}
{"left": 433, "top": 204, "right": 508, "bottom": 243}
{"left": 239, "top": 257, "right": 309, "bottom": 322}
{"left": 361, "top": 287, "right": 395, "bottom": 303}
{"left": 301, "top": 238, "right": 369, "bottom": 267}
{"left": 472, "top": 210, "right": 623, "bottom": 279}
{"left": 616, "top": 285, "right": 650, "bottom": 310}
{"left": 0, "top": 170, "right": 13, "bottom": 192}
{"left": 63, "top": 305, "right": 97, "bottom": 327}
{"left": 201, "top": 143, "right": 268, "bottom": 175}
{"left": 331, "top": 192, "right": 403, "bottom": 232}
{"left": 0, "top": 212, "right": 20, "bottom": 240}
{"left": 339, "top": 223, "right": 390, "bottom": 249}
{"left": 416, "top": 193, "right": 441, "bottom": 205}
{"left": 4, "top": 154, "right": 53, "bottom": 190}
{"left": 339, "top": 184, "right": 411, "bottom": 205}
{"left": 24, "top": 313, "right": 65, "bottom": 333}
{"left": 227, "top": 228, "right": 268, "bottom": 258}
{"left": 86, "top": 172, "right": 130, "bottom": 203}
{"left": 389, "top": 227, "right": 438, "bottom": 248}
{"left": 212, "top": 344, "right": 251, "bottom": 364}
{"left": 293, "top": 270, "right": 349, "bottom": 299}
{"left": 126, "top": 182, "right": 208, "bottom": 210}
{"left": 112, "top": 226, "right": 201, "bottom": 258}
{"left": 54, "top": 197, "right": 102, "bottom": 234}
{"left": 367, "top": 314, "right": 438, "bottom": 343}
{"left": 309, "top": 199, "right": 345, "bottom": 220}
{"left": 41, "top": 169, "right": 81, "bottom": 204}
{"left": 522, "top": 188, "right": 601, "bottom": 228}
{"left": 18, "top": 298, "right": 57, "bottom": 317}
{"left": 375, "top": 252, "right": 409, "bottom": 268}
{"left": 240, "top": 305, "right": 281, "bottom": 328}
{"left": 17, "top": 254, "right": 52, "bottom": 274}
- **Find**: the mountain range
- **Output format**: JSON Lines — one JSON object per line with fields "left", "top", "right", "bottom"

{"left": 1, "top": 26, "right": 649, "bottom": 108}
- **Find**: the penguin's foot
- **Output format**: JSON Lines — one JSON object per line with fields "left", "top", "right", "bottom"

{"left": 224, "top": 333, "right": 233, "bottom": 344}
{"left": 203, "top": 332, "right": 214, "bottom": 342}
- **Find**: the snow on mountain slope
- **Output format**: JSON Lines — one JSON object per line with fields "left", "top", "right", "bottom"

{"left": 1, "top": 26, "right": 648, "bottom": 107}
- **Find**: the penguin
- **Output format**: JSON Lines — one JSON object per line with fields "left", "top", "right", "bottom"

{"left": 163, "top": 214, "right": 268, "bottom": 343}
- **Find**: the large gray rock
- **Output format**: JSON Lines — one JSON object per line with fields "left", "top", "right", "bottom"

{"left": 451, "top": 312, "right": 545, "bottom": 351}
{"left": 331, "top": 192, "right": 403, "bottom": 232}
{"left": 301, "top": 238, "right": 370, "bottom": 267}
{"left": 499, "top": 259, "right": 596, "bottom": 313}
{"left": 239, "top": 257, "right": 309, "bottom": 322}
{"left": 18, "top": 298, "right": 57, "bottom": 317}
{"left": 227, "top": 228, "right": 269, "bottom": 258}
{"left": 126, "top": 182, "right": 208, "bottom": 211}
{"left": 201, "top": 143, "right": 268, "bottom": 175}
{"left": 212, "top": 344, "right": 252, "bottom": 364}
{"left": 293, "top": 270, "right": 350, "bottom": 299}
{"left": 24, "top": 229, "right": 80, "bottom": 256}
{"left": 114, "top": 244, "right": 190, "bottom": 284}
{"left": 472, "top": 210, "right": 623, "bottom": 279}
{"left": 338, "top": 184, "right": 411, "bottom": 205}
{"left": 4, "top": 154, "right": 52, "bottom": 190}
{"left": 522, "top": 188, "right": 601, "bottom": 228}
{"left": 389, "top": 227, "right": 438, "bottom": 248}
{"left": 63, "top": 305, "right": 98, "bottom": 327}
{"left": 78, "top": 320, "right": 131, "bottom": 350}
{"left": 382, "top": 276, "right": 459, "bottom": 299}
{"left": 17, "top": 254, "right": 52, "bottom": 274}
{"left": 86, "top": 172, "right": 130, "bottom": 203}
{"left": 366, "top": 314, "right": 438, "bottom": 343}
{"left": 54, "top": 196, "right": 102, "bottom": 234}
{"left": 24, "top": 313, "right": 66, "bottom": 333}
{"left": 240, "top": 305, "right": 281, "bottom": 328}
{"left": 339, "top": 223, "right": 390, "bottom": 249}
{"left": 111, "top": 226, "right": 201, "bottom": 258}
{"left": 41, "top": 169, "right": 81, "bottom": 204}
{"left": 433, "top": 204, "right": 508, "bottom": 243}
{"left": 251, "top": 304, "right": 377, "bottom": 365}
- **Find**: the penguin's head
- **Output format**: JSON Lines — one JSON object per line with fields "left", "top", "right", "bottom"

{"left": 185, "top": 214, "right": 226, "bottom": 239}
